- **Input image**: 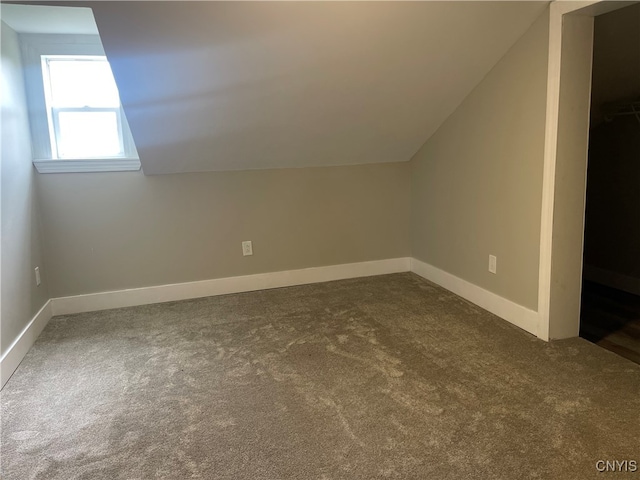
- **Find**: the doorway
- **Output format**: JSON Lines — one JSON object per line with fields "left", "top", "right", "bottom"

{"left": 579, "top": 3, "right": 640, "bottom": 364}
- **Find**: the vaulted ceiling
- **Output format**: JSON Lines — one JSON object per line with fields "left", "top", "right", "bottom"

{"left": 10, "top": 1, "right": 550, "bottom": 175}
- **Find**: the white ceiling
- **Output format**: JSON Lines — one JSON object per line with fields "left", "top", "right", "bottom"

{"left": 6, "top": 1, "right": 550, "bottom": 175}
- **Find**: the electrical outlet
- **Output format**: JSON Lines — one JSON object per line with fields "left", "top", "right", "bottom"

{"left": 35, "top": 266, "right": 41, "bottom": 286}
{"left": 488, "top": 255, "right": 497, "bottom": 274}
{"left": 242, "top": 241, "right": 253, "bottom": 256}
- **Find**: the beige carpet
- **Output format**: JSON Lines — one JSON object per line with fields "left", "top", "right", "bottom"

{"left": 1, "top": 273, "right": 639, "bottom": 479}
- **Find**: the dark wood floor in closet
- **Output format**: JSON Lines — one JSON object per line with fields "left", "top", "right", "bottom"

{"left": 580, "top": 280, "right": 640, "bottom": 365}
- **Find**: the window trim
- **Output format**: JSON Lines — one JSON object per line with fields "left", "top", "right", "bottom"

{"left": 19, "top": 33, "right": 140, "bottom": 173}
{"left": 33, "top": 158, "right": 142, "bottom": 174}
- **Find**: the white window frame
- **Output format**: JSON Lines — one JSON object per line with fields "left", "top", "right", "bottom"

{"left": 42, "top": 55, "right": 126, "bottom": 159}
{"left": 19, "top": 34, "right": 140, "bottom": 173}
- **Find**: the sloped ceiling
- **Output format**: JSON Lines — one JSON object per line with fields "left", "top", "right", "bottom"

{"left": 87, "top": 1, "right": 548, "bottom": 175}
{"left": 0, "top": 3, "right": 98, "bottom": 34}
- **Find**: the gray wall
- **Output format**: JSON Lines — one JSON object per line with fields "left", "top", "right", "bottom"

{"left": 410, "top": 9, "right": 550, "bottom": 310}
{"left": 37, "top": 163, "right": 410, "bottom": 298}
{"left": 1, "top": 21, "right": 50, "bottom": 354}
{"left": 1, "top": 5, "right": 559, "bottom": 326}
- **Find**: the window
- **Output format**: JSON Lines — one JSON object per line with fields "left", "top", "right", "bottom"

{"left": 42, "top": 56, "right": 126, "bottom": 160}
{"left": 19, "top": 34, "right": 140, "bottom": 173}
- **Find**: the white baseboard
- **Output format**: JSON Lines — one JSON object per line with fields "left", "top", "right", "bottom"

{"left": 52, "top": 257, "right": 412, "bottom": 316}
{"left": 3, "top": 256, "right": 543, "bottom": 390}
{"left": 1, "top": 300, "right": 53, "bottom": 389}
{"left": 583, "top": 264, "right": 640, "bottom": 296}
{"left": 410, "top": 258, "right": 539, "bottom": 338}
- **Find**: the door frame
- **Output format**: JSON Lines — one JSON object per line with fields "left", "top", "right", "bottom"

{"left": 537, "top": 0, "right": 639, "bottom": 340}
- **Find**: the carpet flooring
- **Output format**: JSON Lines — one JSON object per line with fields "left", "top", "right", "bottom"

{"left": 1, "top": 273, "right": 639, "bottom": 479}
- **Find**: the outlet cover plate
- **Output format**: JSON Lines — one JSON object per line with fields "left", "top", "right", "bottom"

{"left": 489, "top": 255, "right": 497, "bottom": 274}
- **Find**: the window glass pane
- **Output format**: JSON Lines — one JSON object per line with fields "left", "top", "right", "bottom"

{"left": 48, "top": 59, "right": 120, "bottom": 108}
{"left": 57, "top": 111, "right": 122, "bottom": 158}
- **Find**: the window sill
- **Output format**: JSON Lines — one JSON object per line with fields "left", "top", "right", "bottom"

{"left": 33, "top": 158, "right": 141, "bottom": 174}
